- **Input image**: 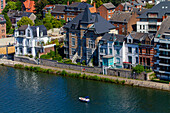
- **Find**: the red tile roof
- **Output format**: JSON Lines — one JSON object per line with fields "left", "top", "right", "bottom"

{"left": 23, "top": 0, "right": 35, "bottom": 13}
{"left": 43, "top": 5, "right": 54, "bottom": 10}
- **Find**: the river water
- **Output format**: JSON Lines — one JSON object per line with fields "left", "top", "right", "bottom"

{"left": 0, "top": 66, "right": 170, "bottom": 113}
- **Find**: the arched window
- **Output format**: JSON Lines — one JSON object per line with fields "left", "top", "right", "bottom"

{"left": 28, "top": 30, "right": 30, "bottom": 37}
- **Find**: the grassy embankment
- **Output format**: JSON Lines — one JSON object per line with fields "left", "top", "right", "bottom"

{"left": 14, "top": 64, "right": 125, "bottom": 85}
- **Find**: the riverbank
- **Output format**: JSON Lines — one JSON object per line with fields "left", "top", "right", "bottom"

{"left": 0, "top": 59, "right": 170, "bottom": 91}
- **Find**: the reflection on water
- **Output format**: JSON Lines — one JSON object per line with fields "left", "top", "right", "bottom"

{"left": 0, "top": 66, "right": 170, "bottom": 113}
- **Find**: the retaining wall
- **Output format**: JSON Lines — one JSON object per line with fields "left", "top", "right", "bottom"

{"left": 14, "top": 56, "right": 37, "bottom": 64}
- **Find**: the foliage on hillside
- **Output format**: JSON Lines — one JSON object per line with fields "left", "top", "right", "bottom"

{"left": 17, "top": 16, "right": 34, "bottom": 27}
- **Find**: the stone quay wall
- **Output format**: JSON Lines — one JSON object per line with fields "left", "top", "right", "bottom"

{"left": 39, "top": 59, "right": 102, "bottom": 74}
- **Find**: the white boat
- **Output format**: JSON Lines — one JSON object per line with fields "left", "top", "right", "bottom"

{"left": 79, "top": 96, "right": 90, "bottom": 102}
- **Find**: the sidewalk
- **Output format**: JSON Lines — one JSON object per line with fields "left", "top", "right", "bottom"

{"left": 0, "top": 59, "right": 170, "bottom": 91}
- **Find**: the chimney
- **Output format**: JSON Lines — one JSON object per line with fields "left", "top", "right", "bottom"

{"left": 37, "top": 26, "right": 39, "bottom": 37}
{"left": 72, "top": 1, "right": 74, "bottom": 4}
{"left": 67, "top": 1, "right": 69, "bottom": 6}
{"left": 93, "top": 2, "right": 96, "bottom": 8}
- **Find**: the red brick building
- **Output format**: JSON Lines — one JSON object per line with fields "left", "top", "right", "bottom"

{"left": 51, "top": 4, "right": 67, "bottom": 20}
{"left": 109, "top": 12, "right": 139, "bottom": 35}
{"left": 0, "top": 15, "right": 6, "bottom": 38}
{"left": 97, "top": 2, "right": 115, "bottom": 21}
{"left": 115, "top": 2, "right": 133, "bottom": 12}
{"left": 0, "top": 0, "right": 5, "bottom": 13}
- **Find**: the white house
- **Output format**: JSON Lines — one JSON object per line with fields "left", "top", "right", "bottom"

{"left": 125, "top": 34, "right": 139, "bottom": 68}
{"left": 98, "top": 33, "right": 126, "bottom": 69}
{"left": 14, "top": 25, "right": 51, "bottom": 57}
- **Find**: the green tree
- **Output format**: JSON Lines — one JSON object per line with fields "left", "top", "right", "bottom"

{"left": 4, "top": 14, "right": 12, "bottom": 33}
{"left": 94, "top": 0, "right": 103, "bottom": 8}
{"left": 145, "top": 3, "right": 154, "bottom": 9}
{"left": 52, "top": 19, "right": 62, "bottom": 28}
{"left": 44, "top": 23, "right": 53, "bottom": 30}
{"left": 34, "top": 0, "right": 48, "bottom": 19}
{"left": 35, "top": 19, "right": 43, "bottom": 26}
{"left": 17, "top": 16, "right": 34, "bottom": 27}
{"left": 16, "top": 0, "right": 22, "bottom": 11}
{"left": 132, "top": 65, "right": 145, "bottom": 74}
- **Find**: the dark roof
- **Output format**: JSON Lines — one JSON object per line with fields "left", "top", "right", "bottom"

{"left": 129, "top": 32, "right": 154, "bottom": 40}
{"left": 110, "top": 12, "right": 132, "bottom": 23}
{"left": 102, "top": 2, "right": 115, "bottom": 9}
{"left": 138, "top": 1, "right": 170, "bottom": 19}
{"left": 68, "top": 2, "right": 93, "bottom": 8}
{"left": 156, "top": 17, "right": 170, "bottom": 38}
{"left": 0, "top": 15, "right": 6, "bottom": 24}
{"left": 18, "top": 25, "right": 28, "bottom": 30}
{"left": 64, "top": 5, "right": 115, "bottom": 34}
{"left": 18, "top": 25, "right": 47, "bottom": 37}
{"left": 132, "top": 8, "right": 148, "bottom": 15}
{"left": 7, "top": 10, "right": 33, "bottom": 18}
{"left": 51, "top": 4, "right": 67, "bottom": 13}
{"left": 102, "top": 33, "right": 125, "bottom": 42}
{"left": 21, "top": 12, "right": 32, "bottom": 17}
{"left": 7, "top": 10, "right": 23, "bottom": 17}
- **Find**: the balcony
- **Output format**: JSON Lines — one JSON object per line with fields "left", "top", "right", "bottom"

{"left": 154, "top": 60, "right": 160, "bottom": 64}
{"left": 148, "top": 28, "right": 157, "bottom": 31}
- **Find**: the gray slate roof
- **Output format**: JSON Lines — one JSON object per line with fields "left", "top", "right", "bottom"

{"left": 138, "top": 1, "right": 170, "bottom": 19}
{"left": 102, "top": 33, "right": 125, "bottom": 42}
{"left": 0, "top": 15, "right": 6, "bottom": 24}
{"left": 132, "top": 8, "right": 148, "bottom": 15}
{"left": 155, "top": 17, "right": 170, "bottom": 38}
{"left": 110, "top": 12, "right": 132, "bottom": 23}
{"left": 21, "top": 12, "right": 32, "bottom": 17}
{"left": 130, "top": 32, "right": 154, "bottom": 40}
{"left": 64, "top": 6, "right": 115, "bottom": 34}
{"left": 7, "top": 10, "right": 33, "bottom": 18}
{"left": 18, "top": 25, "right": 47, "bottom": 37}
{"left": 51, "top": 4, "right": 67, "bottom": 13}
{"left": 68, "top": 2, "right": 93, "bottom": 8}
{"left": 102, "top": 2, "right": 115, "bottom": 9}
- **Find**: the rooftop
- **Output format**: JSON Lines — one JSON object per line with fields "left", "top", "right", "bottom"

{"left": 102, "top": 2, "right": 115, "bottom": 9}
{"left": 155, "top": 17, "right": 170, "bottom": 38}
{"left": 101, "top": 33, "right": 125, "bottom": 42}
{"left": 0, "top": 15, "right": 6, "bottom": 24}
{"left": 51, "top": 4, "right": 67, "bottom": 13}
{"left": 129, "top": 32, "right": 154, "bottom": 40}
{"left": 110, "top": 12, "right": 132, "bottom": 23}
{"left": 23, "top": 0, "right": 35, "bottom": 13}
{"left": 67, "top": 2, "right": 93, "bottom": 8}
{"left": 64, "top": 6, "right": 115, "bottom": 34}
{"left": 138, "top": 1, "right": 170, "bottom": 19}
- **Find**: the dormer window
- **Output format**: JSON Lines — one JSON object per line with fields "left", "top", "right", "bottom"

{"left": 128, "top": 39, "right": 131, "bottom": 43}
{"left": 41, "top": 31, "right": 43, "bottom": 37}
{"left": 28, "top": 30, "right": 30, "bottom": 37}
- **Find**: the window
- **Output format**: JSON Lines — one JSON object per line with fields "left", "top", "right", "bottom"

{"left": 67, "top": 18, "right": 69, "bottom": 21}
{"left": 2, "top": 35, "right": 5, "bottom": 38}
{"left": 136, "top": 57, "right": 138, "bottom": 63}
{"left": 116, "top": 49, "right": 120, "bottom": 55}
{"left": 128, "top": 56, "right": 132, "bottom": 63}
{"left": 1, "top": 29, "right": 5, "bottom": 33}
{"left": 116, "top": 58, "right": 120, "bottom": 64}
{"left": 128, "top": 39, "right": 131, "bottom": 43}
{"left": 27, "top": 30, "right": 30, "bottom": 37}
{"left": 140, "top": 48, "right": 142, "bottom": 53}
{"left": 57, "top": 16, "right": 59, "bottom": 19}
{"left": 117, "top": 24, "right": 119, "bottom": 27}
{"left": 89, "top": 40, "right": 95, "bottom": 48}
{"left": 61, "top": 15, "right": 64, "bottom": 18}
{"left": 136, "top": 48, "right": 138, "bottom": 53}
{"left": 1, "top": 24, "right": 4, "bottom": 27}
{"left": 90, "top": 32, "right": 93, "bottom": 38}
{"left": 140, "top": 57, "right": 142, "bottom": 64}
{"left": 128, "top": 47, "right": 132, "bottom": 53}
{"left": 143, "top": 58, "right": 145, "bottom": 65}
{"left": 140, "top": 25, "right": 142, "bottom": 29}
{"left": 108, "top": 10, "right": 111, "bottom": 13}
{"left": 72, "top": 38, "right": 75, "bottom": 46}
{"left": 100, "top": 48, "right": 104, "bottom": 53}
{"left": 108, "top": 15, "right": 111, "bottom": 18}
{"left": 72, "top": 48, "right": 76, "bottom": 55}
{"left": 109, "top": 48, "right": 112, "bottom": 55}
{"left": 71, "top": 32, "right": 75, "bottom": 36}
{"left": 143, "top": 25, "right": 145, "bottom": 29}
{"left": 122, "top": 27, "right": 124, "bottom": 32}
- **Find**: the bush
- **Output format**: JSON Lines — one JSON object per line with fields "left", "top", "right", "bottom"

{"left": 61, "top": 70, "right": 67, "bottom": 76}
{"left": 132, "top": 65, "right": 144, "bottom": 74}
{"left": 29, "top": 55, "right": 33, "bottom": 58}
{"left": 40, "top": 54, "right": 51, "bottom": 59}
{"left": 14, "top": 64, "right": 24, "bottom": 69}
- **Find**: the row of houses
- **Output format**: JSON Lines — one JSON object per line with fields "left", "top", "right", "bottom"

{"left": 63, "top": 2, "right": 170, "bottom": 80}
